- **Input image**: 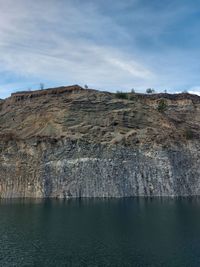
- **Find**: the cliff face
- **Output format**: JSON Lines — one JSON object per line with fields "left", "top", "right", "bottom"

{"left": 0, "top": 85, "right": 200, "bottom": 198}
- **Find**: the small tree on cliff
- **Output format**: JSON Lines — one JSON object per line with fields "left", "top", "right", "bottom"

{"left": 146, "top": 88, "right": 155, "bottom": 94}
{"left": 157, "top": 99, "right": 167, "bottom": 112}
{"left": 40, "top": 83, "right": 44, "bottom": 90}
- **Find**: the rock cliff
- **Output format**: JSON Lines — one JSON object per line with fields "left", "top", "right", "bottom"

{"left": 0, "top": 85, "right": 200, "bottom": 198}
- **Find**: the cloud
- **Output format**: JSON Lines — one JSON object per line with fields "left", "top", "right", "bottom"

{"left": 0, "top": 0, "right": 156, "bottom": 98}
{"left": 188, "top": 87, "right": 200, "bottom": 96}
{"left": 0, "top": 0, "right": 200, "bottom": 98}
{"left": 189, "top": 91, "right": 200, "bottom": 96}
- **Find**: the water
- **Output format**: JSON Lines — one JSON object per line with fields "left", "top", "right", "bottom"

{"left": 0, "top": 198, "right": 200, "bottom": 267}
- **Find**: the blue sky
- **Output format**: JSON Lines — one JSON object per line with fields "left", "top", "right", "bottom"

{"left": 1, "top": 0, "right": 200, "bottom": 98}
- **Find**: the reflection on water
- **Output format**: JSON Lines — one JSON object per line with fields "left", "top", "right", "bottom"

{"left": 0, "top": 197, "right": 200, "bottom": 266}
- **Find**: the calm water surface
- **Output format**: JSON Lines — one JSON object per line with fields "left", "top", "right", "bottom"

{"left": 0, "top": 198, "right": 200, "bottom": 267}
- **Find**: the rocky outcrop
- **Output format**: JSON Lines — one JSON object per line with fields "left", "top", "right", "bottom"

{"left": 0, "top": 85, "right": 200, "bottom": 198}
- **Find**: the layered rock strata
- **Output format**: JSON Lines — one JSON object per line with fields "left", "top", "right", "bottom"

{"left": 0, "top": 85, "right": 199, "bottom": 197}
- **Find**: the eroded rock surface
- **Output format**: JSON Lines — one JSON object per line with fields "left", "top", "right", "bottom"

{"left": 0, "top": 85, "right": 200, "bottom": 197}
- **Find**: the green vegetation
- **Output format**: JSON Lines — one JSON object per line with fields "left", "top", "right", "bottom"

{"left": 157, "top": 99, "right": 167, "bottom": 112}
{"left": 40, "top": 83, "right": 44, "bottom": 90}
{"left": 115, "top": 88, "right": 136, "bottom": 100}
{"left": 115, "top": 91, "right": 129, "bottom": 99}
{"left": 146, "top": 88, "right": 155, "bottom": 94}
{"left": 184, "top": 129, "right": 193, "bottom": 140}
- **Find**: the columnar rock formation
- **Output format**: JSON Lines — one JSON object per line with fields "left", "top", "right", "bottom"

{"left": 0, "top": 85, "right": 199, "bottom": 198}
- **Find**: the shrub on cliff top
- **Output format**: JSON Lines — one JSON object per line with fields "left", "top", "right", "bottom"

{"left": 115, "top": 91, "right": 129, "bottom": 99}
{"left": 146, "top": 88, "right": 155, "bottom": 94}
{"left": 40, "top": 83, "right": 44, "bottom": 90}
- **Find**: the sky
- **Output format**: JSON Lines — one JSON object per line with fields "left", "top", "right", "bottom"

{"left": 1, "top": 0, "right": 200, "bottom": 98}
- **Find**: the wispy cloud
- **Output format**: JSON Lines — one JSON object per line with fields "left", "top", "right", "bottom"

{"left": 0, "top": 0, "right": 200, "bottom": 98}
{"left": 188, "top": 86, "right": 200, "bottom": 96}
